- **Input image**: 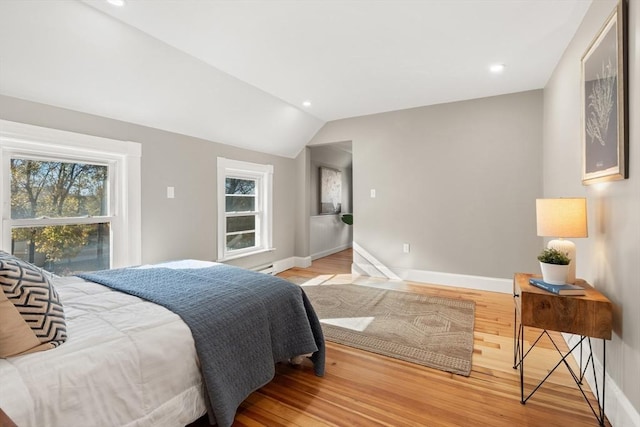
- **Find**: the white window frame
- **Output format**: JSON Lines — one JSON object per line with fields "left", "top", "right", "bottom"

{"left": 0, "top": 120, "right": 141, "bottom": 269}
{"left": 217, "top": 157, "right": 273, "bottom": 261}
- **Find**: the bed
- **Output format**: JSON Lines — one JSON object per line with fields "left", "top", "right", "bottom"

{"left": 0, "top": 257, "right": 325, "bottom": 427}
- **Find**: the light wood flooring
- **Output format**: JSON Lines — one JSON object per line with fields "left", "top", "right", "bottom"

{"left": 192, "top": 249, "right": 609, "bottom": 426}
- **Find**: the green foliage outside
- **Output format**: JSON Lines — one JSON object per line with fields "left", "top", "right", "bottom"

{"left": 10, "top": 159, "right": 108, "bottom": 270}
{"left": 224, "top": 177, "right": 257, "bottom": 251}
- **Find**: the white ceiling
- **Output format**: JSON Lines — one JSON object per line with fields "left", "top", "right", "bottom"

{"left": 0, "top": 0, "right": 592, "bottom": 157}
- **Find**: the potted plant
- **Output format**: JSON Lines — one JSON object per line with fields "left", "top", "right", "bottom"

{"left": 537, "top": 248, "right": 571, "bottom": 285}
{"left": 341, "top": 214, "right": 353, "bottom": 225}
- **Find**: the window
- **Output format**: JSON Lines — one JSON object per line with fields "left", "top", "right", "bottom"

{"left": 217, "top": 157, "right": 273, "bottom": 261}
{"left": 1, "top": 120, "right": 141, "bottom": 274}
{"left": 10, "top": 158, "right": 111, "bottom": 273}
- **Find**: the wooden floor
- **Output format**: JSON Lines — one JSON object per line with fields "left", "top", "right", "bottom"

{"left": 191, "top": 249, "right": 608, "bottom": 426}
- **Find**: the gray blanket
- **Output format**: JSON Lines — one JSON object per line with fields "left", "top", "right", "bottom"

{"left": 78, "top": 264, "right": 325, "bottom": 427}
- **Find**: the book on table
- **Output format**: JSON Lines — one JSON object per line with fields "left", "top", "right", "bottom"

{"left": 529, "top": 278, "right": 586, "bottom": 296}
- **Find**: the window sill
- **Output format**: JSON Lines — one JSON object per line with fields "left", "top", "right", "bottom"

{"left": 217, "top": 247, "right": 276, "bottom": 263}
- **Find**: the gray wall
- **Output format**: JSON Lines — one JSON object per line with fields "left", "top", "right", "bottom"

{"left": 294, "top": 147, "right": 311, "bottom": 258}
{"left": 309, "top": 90, "right": 543, "bottom": 280}
{"left": 0, "top": 95, "right": 297, "bottom": 270}
{"left": 544, "top": 0, "right": 639, "bottom": 420}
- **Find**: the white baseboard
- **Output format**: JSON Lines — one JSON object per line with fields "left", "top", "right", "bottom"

{"left": 272, "top": 257, "right": 293, "bottom": 274}
{"left": 393, "top": 267, "right": 513, "bottom": 294}
{"left": 294, "top": 256, "right": 312, "bottom": 269}
{"left": 272, "top": 256, "right": 312, "bottom": 274}
{"left": 311, "top": 243, "right": 352, "bottom": 261}
{"left": 563, "top": 333, "right": 640, "bottom": 427}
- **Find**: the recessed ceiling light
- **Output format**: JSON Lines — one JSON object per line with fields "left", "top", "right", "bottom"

{"left": 490, "top": 63, "right": 505, "bottom": 74}
{"left": 106, "top": 0, "right": 126, "bottom": 6}
{"left": 302, "top": 100, "right": 312, "bottom": 108}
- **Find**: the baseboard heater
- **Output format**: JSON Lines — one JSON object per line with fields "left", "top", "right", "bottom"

{"left": 253, "top": 264, "right": 275, "bottom": 275}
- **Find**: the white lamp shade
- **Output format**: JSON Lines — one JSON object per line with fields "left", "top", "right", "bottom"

{"left": 536, "top": 198, "right": 588, "bottom": 238}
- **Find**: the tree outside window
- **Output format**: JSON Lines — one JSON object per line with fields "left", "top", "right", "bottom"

{"left": 217, "top": 157, "right": 273, "bottom": 261}
{"left": 10, "top": 158, "right": 110, "bottom": 274}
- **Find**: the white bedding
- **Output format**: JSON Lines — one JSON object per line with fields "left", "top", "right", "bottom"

{"left": 0, "top": 271, "right": 208, "bottom": 427}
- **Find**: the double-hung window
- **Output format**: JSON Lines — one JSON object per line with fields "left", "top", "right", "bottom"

{"left": 0, "top": 120, "right": 141, "bottom": 274}
{"left": 217, "top": 157, "right": 273, "bottom": 261}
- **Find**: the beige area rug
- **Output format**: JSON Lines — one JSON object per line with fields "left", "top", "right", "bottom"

{"left": 303, "top": 283, "right": 476, "bottom": 376}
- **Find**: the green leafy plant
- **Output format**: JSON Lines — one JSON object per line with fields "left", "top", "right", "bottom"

{"left": 537, "top": 248, "right": 570, "bottom": 265}
{"left": 341, "top": 214, "right": 353, "bottom": 225}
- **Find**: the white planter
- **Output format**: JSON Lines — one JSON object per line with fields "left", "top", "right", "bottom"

{"left": 539, "top": 262, "right": 569, "bottom": 285}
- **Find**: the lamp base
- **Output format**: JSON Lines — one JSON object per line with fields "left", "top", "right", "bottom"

{"left": 547, "top": 239, "right": 576, "bottom": 284}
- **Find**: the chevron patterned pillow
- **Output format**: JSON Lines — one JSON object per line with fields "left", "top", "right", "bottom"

{"left": 0, "top": 251, "right": 67, "bottom": 358}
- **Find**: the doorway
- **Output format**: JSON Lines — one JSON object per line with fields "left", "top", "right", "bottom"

{"left": 308, "top": 142, "right": 353, "bottom": 261}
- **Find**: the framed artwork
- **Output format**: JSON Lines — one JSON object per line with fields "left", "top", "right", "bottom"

{"left": 581, "top": 0, "right": 628, "bottom": 185}
{"left": 319, "top": 166, "right": 342, "bottom": 214}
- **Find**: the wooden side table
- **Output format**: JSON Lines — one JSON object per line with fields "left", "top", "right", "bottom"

{"left": 513, "top": 273, "right": 612, "bottom": 426}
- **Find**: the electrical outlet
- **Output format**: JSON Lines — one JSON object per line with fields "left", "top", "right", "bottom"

{"left": 403, "top": 243, "right": 410, "bottom": 253}
{"left": 370, "top": 189, "right": 376, "bottom": 198}
{"left": 167, "top": 186, "right": 175, "bottom": 199}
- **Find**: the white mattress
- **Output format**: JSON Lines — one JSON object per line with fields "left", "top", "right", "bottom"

{"left": 0, "top": 269, "right": 209, "bottom": 427}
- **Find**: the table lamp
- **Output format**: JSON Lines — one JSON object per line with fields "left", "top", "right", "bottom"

{"left": 536, "top": 198, "right": 588, "bottom": 284}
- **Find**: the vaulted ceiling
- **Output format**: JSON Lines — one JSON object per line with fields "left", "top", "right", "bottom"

{"left": 0, "top": 0, "right": 592, "bottom": 157}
